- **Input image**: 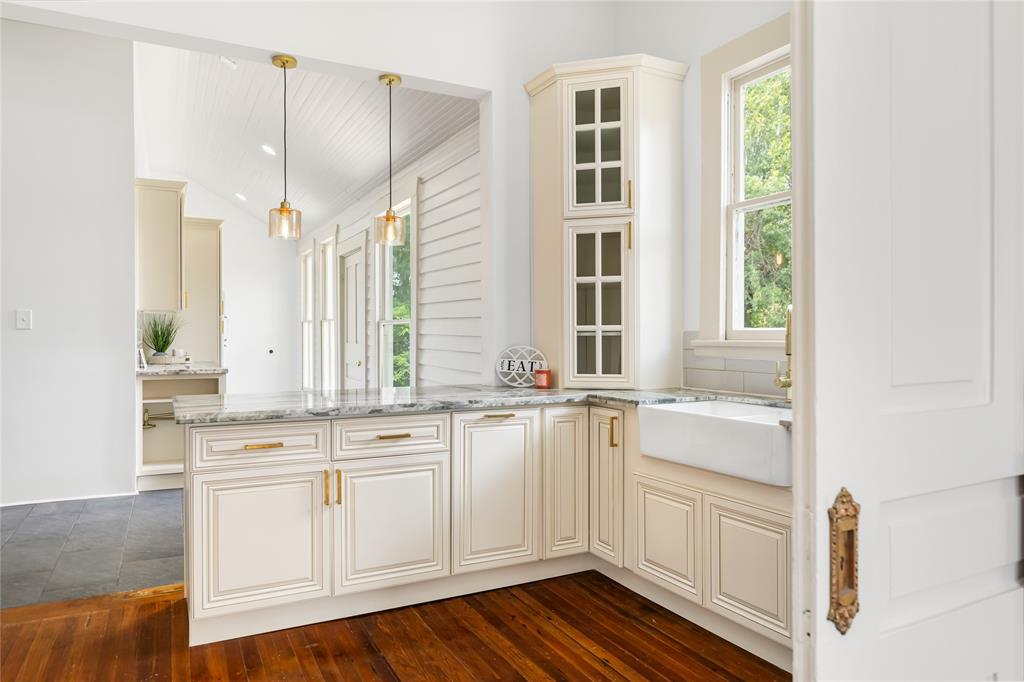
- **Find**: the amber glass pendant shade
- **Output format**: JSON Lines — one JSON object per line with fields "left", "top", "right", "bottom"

{"left": 374, "top": 208, "right": 405, "bottom": 246}
{"left": 269, "top": 201, "right": 302, "bottom": 240}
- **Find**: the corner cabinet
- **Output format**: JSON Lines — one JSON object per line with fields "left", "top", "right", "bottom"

{"left": 529, "top": 55, "right": 687, "bottom": 389}
{"left": 542, "top": 406, "right": 589, "bottom": 558}
{"left": 589, "top": 406, "right": 624, "bottom": 566}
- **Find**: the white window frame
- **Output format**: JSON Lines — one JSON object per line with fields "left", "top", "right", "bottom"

{"left": 300, "top": 248, "right": 316, "bottom": 389}
{"left": 696, "top": 15, "right": 790, "bottom": 360}
{"left": 376, "top": 197, "right": 417, "bottom": 389}
{"left": 318, "top": 234, "right": 338, "bottom": 391}
{"left": 725, "top": 56, "right": 792, "bottom": 341}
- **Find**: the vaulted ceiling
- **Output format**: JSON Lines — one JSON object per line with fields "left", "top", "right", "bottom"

{"left": 134, "top": 42, "right": 480, "bottom": 229}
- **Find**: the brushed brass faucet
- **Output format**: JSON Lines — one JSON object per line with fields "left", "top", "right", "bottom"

{"left": 775, "top": 304, "right": 793, "bottom": 399}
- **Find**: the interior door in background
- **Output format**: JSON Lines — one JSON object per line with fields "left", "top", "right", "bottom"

{"left": 806, "top": 2, "right": 1023, "bottom": 679}
{"left": 339, "top": 233, "right": 366, "bottom": 391}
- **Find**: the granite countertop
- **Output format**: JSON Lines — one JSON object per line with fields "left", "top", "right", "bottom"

{"left": 173, "top": 384, "right": 789, "bottom": 425}
{"left": 138, "top": 361, "right": 228, "bottom": 377}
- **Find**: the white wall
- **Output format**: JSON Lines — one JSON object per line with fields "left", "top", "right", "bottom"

{"left": 180, "top": 182, "right": 300, "bottom": 393}
{"left": 4, "top": 1, "right": 620, "bottom": 381}
{"left": 1, "top": 19, "right": 137, "bottom": 505}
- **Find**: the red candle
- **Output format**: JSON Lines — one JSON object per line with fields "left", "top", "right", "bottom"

{"left": 534, "top": 368, "right": 552, "bottom": 389}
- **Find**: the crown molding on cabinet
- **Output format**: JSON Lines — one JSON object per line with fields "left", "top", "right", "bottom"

{"left": 524, "top": 54, "right": 689, "bottom": 96}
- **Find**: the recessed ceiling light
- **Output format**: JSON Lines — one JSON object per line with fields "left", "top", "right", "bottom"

{"left": 235, "top": 193, "right": 247, "bottom": 201}
{"left": 261, "top": 144, "right": 276, "bottom": 156}
{"left": 220, "top": 55, "right": 238, "bottom": 70}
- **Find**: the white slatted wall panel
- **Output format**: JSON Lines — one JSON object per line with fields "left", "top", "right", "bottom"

{"left": 416, "top": 150, "right": 483, "bottom": 386}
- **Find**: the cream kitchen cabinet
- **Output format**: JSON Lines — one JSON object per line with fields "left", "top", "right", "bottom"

{"left": 136, "top": 178, "right": 186, "bottom": 312}
{"left": 188, "top": 462, "right": 331, "bottom": 619}
{"left": 542, "top": 406, "right": 589, "bottom": 558}
{"left": 529, "top": 56, "right": 686, "bottom": 389}
{"left": 177, "top": 217, "right": 223, "bottom": 364}
{"left": 633, "top": 473, "right": 702, "bottom": 604}
{"left": 704, "top": 494, "right": 791, "bottom": 644}
{"left": 565, "top": 218, "right": 633, "bottom": 387}
{"left": 452, "top": 409, "right": 542, "bottom": 573}
{"left": 563, "top": 75, "right": 633, "bottom": 217}
{"left": 589, "top": 406, "right": 624, "bottom": 566}
{"left": 332, "top": 452, "right": 450, "bottom": 594}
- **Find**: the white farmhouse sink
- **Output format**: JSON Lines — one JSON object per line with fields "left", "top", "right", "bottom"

{"left": 638, "top": 401, "right": 793, "bottom": 486}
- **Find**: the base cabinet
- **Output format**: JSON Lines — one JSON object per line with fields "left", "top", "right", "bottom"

{"left": 589, "top": 407, "right": 624, "bottom": 566}
{"left": 633, "top": 473, "right": 702, "bottom": 603}
{"left": 333, "top": 453, "right": 450, "bottom": 593}
{"left": 542, "top": 406, "right": 589, "bottom": 558}
{"left": 704, "top": 495, "right": 791, "bottom": 644}
{"left": 452, "top": 409, "right": 542, "bottom": 573}
{"left": 189, "top": 463, "right": 330, "bottom": 619}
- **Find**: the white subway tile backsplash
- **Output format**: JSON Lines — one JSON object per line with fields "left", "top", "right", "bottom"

{"left": 685, "top": 368, "right": 744, "bottom": 393}
{"left": 725, "top": 357, "right": 779, "bottom": 374}
{"left": 742, "top": 372, "right": 788, "bottom": 397}
{"left": 683, "top": 349, "right": 725, "bottom": 371}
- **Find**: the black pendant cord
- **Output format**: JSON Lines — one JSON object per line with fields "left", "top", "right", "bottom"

{"left": 283, "top": 65, "right": 288, "bottom": 204}
{"left": 388, "top": 82, "right": 393, "bottom": 209}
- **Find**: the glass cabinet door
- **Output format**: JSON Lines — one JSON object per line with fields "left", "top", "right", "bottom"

{"left": 568, "top": 221, "right": 628, "bottom": 383}
{"left": 567, "top": 77, "right": 630, "bottom": 216}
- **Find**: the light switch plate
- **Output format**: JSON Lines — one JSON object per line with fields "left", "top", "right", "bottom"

{"left": 15, "top": 309, "right": 32, "bottom": 330}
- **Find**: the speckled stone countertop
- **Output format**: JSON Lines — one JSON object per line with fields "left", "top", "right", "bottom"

{"left": 173, "top": 384, "right": 789, "bottom": 425}
{"left": 138, "top": 361, "right": 227, "bottom": 377}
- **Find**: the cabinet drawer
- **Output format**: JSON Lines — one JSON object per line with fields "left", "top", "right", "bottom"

{"left": 334, "top": 414, "right": 449, "bottom": 460}
{"left": 191, "top": 422, "right": 330, "bottom": 470}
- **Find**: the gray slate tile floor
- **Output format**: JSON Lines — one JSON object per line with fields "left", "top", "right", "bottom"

{"left": 0, "top": 490, "right": 183, "bottom": 608}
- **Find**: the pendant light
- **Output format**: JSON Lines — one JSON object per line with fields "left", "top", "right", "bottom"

{"left": 375, "top": 74, "right": 406, "bottom": 246}
{"left": 268, "top": 54, "right": 301, "bottom": 240}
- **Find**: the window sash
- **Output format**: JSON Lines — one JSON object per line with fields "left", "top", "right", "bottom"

{"left": 376, "top": 199, "right": 414, "bottom": 388}
{"left": 726, "top": 56, "right": 791, "bottom": 340}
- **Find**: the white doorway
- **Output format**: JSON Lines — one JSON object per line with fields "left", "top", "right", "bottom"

{"left": 339, "top": 233, "right": 367, "bottom": 391}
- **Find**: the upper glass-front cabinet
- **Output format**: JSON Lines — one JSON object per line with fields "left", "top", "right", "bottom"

{"left": 565, "top": 76, "right": 632, "bottom": 217}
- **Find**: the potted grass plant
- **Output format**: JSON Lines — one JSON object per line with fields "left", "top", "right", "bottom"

{"left": 143, "top": 313, "right": 183, "bottom": 364}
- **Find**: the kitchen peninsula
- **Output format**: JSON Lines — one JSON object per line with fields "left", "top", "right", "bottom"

{"left": 174, "top": 385, "right": 794, "bottom": 668}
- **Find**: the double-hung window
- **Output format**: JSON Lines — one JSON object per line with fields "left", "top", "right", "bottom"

{"left": 378, "top": 204, "right": 413, "bottom": 388}
{"left": 697, "top": 15, "right": 790, "bottom": 357}
{"left": 300, "top": 249, "right": 315, "bottom": 389}
{"left": 726, "top": 57, "right": 792, "bottom": 337}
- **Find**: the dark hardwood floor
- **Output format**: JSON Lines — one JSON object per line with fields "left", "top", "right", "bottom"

{"left": 0, "top": 570, "right": 789, "bottom": 681}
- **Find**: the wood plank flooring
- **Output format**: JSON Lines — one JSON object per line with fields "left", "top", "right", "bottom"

{"left": 0, "top": 570, "right": 790, "bottom": 681}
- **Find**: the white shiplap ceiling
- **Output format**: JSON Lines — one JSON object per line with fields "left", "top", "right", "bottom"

{"left": 134, "top": 42, "right": 479, "bottom": 229}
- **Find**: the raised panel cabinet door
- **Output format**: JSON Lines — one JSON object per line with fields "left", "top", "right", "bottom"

{"left": 333, "top": 452, "right": 450, "bottom": 593}
{"left": 136, "top": 181, "right": 185, "bottom": 312}
{"left": 190, "top": 463, "right": 330, "bottom": 619}
{"left": 633, "top": 473, "right": 702, "bottom": 604}
{"left": 542, "top": 406, "right": 589, "bottom": 558}
{"left": 563, "top": 75, "right": 633, "bottom": 217}
{"left": 589, "top": 406, "right": 624, "bottom": 566}
{"left": 452, "top": 410, "right": 542, "bottom": 573}
{"left": 704, "top": 494, "right": 790, "bottom": 644}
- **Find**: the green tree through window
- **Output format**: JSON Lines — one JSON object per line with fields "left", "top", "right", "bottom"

{"left": 738, "top": 66, "right": 791, "bottom": 329}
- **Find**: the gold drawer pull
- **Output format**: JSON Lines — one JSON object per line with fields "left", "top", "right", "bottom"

{"left": 609, "top": 416, "right": 619, "bottom": 448}
{"left": 375, "top": 433, "right": 412, "bottom": 441}
{"left": 483, "top": 413, "right": 515, "bottom": 419}
{"left": 336, "top": 469, "right": 342, "bottom": 505}
{"left": 244, "top": 442, "right": 284, "bottom": 450}
{"left": 323, "top": 470, "right": 330, "bottom": 506}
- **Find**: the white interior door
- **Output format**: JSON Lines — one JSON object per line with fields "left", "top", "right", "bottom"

{"left": 805, "top": 2, "right": 1023, "bottom": 679}
{"left": 338, "top": 234, "right": 366, "bottom": 390}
